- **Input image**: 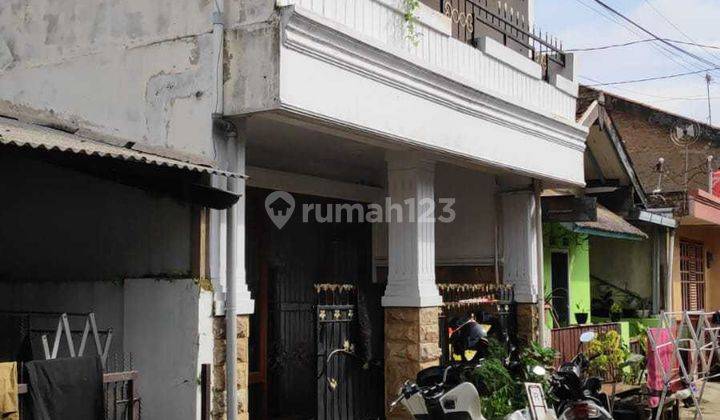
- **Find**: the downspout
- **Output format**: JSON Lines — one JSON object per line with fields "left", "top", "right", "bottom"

{"left": 224, "top": 124, "right": 240, "bottom": 420}
{"left": 665, "top": 228, "right": 676, "bottom": 312}
{"left": 494, "top": 176, "right": 501, "bottom": 285}
{"left": 534, "top": 180, "right": 546, "bottom": 346}
{"left": 212, "top": 1, "right": 239, "bottom": 419}
{"left": 652, "top": 226, "right": 661, "bottom": 314}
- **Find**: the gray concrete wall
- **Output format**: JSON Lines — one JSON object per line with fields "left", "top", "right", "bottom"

{"left": 124, "top": 278, "right": 210, "bottom": 420}
{"left": 589, "top": 232, "right": 653, "bottom": 301}
{"left": 0, "top": 0, "right": 242, "bottom": 160}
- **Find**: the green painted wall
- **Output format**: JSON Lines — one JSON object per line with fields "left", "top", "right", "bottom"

{"left": 544, "top": 223, "right": 591, "bottom": 329}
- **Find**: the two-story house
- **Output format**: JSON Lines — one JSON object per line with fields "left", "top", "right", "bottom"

{"left": 0, "top": 0, "right": 586, "bottom": 418}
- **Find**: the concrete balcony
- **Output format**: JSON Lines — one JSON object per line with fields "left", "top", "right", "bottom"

{"left": 226, "top": 0, "right": 587, "bottom": 186}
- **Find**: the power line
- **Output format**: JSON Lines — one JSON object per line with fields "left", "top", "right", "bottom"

{"left": 642, "top": 0, "right": 720, "bottom": 63}
{"left": 567, "top": 38, "right": 720, "bottom": 52}
{"left": 580, "top": 76, "right": 719, "bottom": 103}
{"left": 571, "top": 0, "right": 705, "bottom": 74}
{"left": 583, "top": 67, "right": 720, "bottom": 87}
{"left": 591, "top": 0, "right": 720, "bottom": 71}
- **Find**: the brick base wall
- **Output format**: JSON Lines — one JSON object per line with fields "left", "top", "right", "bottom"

{"left": 212, "top": 316, "right": 250, "bottom": 420}
{"left": 384, "top": 307, "right": 441, "bottom": 419}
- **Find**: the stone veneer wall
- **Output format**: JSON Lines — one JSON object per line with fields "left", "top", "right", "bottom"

{"left": 384, "top": 307, "right": 441, "bottom": 419}
{"left": 212, "top": 316, "right": 250, "bottom": 420}
{"left": 516, "top": 303, "right": 539, "bottom": 345}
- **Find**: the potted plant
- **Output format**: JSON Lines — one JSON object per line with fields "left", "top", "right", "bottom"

{"left": 610, "top": 302, "right": 622, "bottom": 322}
{"left": 574, "top": 303, "right": 589, "bottom": 325}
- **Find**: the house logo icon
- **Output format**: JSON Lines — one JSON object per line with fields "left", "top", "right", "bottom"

{"left": 265, "top": 191, "right": 295, "bottom": 229}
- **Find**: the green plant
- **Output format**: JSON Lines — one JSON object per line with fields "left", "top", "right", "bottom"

{"left": 610, "top": 303, "right": 622, "bottom": 314}
{"left": 575, "top": 303, "right": 587, "bottom": 313}
{"left": 486, "top": 337, "right": 509, "bottom": 361}
{"left": 402, "top": 0, "right": 422, "bottom": 45}
{"left": 587, "top": 330, "right": 628, "bottom": 380}
{"left": 470, "top": 342, "right": 555, "bottom": 419}
{"left": 621, "top": 353, "right": 646, "bottom": 385}
{"left": 472, "top": 359, "right": 517, "bottom": 419}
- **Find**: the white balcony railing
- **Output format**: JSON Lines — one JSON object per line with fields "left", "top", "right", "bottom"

{"left": 278, "top": 0, "right": 578, "bottom": 122}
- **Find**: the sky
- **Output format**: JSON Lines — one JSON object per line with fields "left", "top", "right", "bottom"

{"left": 534, "top": 0, "right": 720, "bottom": 125}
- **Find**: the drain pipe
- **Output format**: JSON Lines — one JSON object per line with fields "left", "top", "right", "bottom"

{"left": 534, "top": 180, "right": 546, "bottom": 346}
{"left": 224, "top": 122, "right": 239, "bottom": 420}
{"left": 211, "top": 1, "right": 239, "bottom": 419}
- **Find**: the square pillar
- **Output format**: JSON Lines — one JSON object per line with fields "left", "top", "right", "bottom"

{"left": 383, "top": 153, "right": 442, "bottom": 418}
{"left": 499, "top": 182, "right": 543, "bottom": 344}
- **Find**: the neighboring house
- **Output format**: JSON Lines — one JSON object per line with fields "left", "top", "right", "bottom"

{"left": 542, "top": 94, "right": 677, "bottom": 347}
{"left": 578, "top": 87, "right": 720, "bottom": 317}
{"left": 0, "top": 0, "right": 586, "bottom": 418}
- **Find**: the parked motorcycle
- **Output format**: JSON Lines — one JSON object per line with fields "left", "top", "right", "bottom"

{"left": 549, "top": 331, "right": 613, "bottom": 420}
{"left": 390, "top": 316, "right": 554, "bottom": 420}
{"left": 390, "top": 317, "right": 488, "bottom": 419}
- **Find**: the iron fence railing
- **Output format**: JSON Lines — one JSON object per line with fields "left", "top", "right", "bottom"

{"left": 438, "top": 0, "right": 566, "bottom": 79}
{"left": 550, "top": 323, "right": 621, "bottom": 383}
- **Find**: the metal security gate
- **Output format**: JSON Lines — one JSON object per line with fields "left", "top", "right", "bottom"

{"left": 316, "top": 286, "right": 383, "bottom": 420}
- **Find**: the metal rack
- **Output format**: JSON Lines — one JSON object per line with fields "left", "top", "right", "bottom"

{"left": 0, "top": 310, "right": 113, "bottom": 369}
{"left": 649, "top": 311, "right": 720, "bottom": 420}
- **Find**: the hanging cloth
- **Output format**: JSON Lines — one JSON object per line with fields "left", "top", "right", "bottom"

{"left": 647, "top": 328, "right": 674, "bottom": 408}
{"left": 0, "top": 362, "right": 18, "bottom": 420}
{"left": 25, "top": 357, "right": 104, "bottom": 420}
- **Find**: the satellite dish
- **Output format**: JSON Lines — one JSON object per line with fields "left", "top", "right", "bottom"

{"left": 671, "top": 122, "right": 700, "bottom": 147}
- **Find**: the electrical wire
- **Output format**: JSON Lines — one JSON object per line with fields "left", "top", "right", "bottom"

{"left": 571, "top": 0, "right": 703, "bottom": 74}
{"left": 642, "top": 0, "right": 720, "bottom": 63}
{"left": 591, "top": 0, "right": 720, "bottom": 71}
{"left": 583, "top": 67, "right": 720, "bottom": 87}
{"left": 567, "top": 39, "right": 720, "bottom": 52}
{"left": 579, "top": 75, "right": 711, "bottom": 101}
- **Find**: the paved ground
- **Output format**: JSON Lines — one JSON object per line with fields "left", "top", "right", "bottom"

{"left": 680, "top": 382, "right": 720, "bottom": 419}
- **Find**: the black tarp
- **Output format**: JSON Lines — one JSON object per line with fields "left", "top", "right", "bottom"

{"left": 25, "top": 357, "right": 104, "bottom": 420}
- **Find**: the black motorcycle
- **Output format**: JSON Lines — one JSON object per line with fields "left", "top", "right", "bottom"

{"left": 549, "top": 332, "right": 613, "bottom": 420}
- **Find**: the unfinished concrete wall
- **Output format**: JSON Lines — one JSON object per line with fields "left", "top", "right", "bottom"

{"left": 590, "top": 234, "right": 653, "bottom": 302}
{"left": 124, "top": 278, "right": 213, "bottom": 420}
{"left": 0, "top": 0, "right": 240, "bottom": 159}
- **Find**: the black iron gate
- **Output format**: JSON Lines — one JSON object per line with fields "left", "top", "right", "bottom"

{"left": 316, "top": 285, "right": 384, "bottom": 420}
{"left": 438, "top": 283, "right": 515, "bottom": 364}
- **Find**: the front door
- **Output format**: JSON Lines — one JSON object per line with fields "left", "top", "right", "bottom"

{"left": 551, "top": 252, "right": 570, "bottom": 327}
{"left": 246, "top": 188, "right": 383, "bottom": 419}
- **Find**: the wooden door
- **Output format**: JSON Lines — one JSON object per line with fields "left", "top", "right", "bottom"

{"left": 680, "top": 240, "right": 705, "bottom": 311}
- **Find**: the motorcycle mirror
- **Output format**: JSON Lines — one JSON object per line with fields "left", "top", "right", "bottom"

{"left": 532, "top": 366, "right": 547, "bottom": 376}
{"left": 579, "top": 331, "right": 596, "bottom": 343}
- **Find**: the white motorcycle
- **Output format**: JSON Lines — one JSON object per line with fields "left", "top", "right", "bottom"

{"left": 390, "top": 317, "right": 558, "bottom": 420}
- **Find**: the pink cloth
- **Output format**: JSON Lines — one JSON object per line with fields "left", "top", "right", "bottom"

{"left": 646, "top": 328, "right": 674, "bottom": 408}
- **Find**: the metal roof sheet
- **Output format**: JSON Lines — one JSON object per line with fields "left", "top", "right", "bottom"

{"left": 0, "top": 117, "right": 242, "bottom": 178}
{"left": 572, "top": 204, "right": 649, "bottom": 240}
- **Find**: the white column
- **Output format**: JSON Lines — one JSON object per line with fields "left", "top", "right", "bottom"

{"left": 500, "top": 189, "right": 540, "bottom": 304}
{"left": 382, "top": 152, "right": 442, "bottom": 308}
{"left": 209, "top": 134, "right": 228, "bottom": 315}
{"left": 226, "top": 126, "right": 255, "bottom": 316}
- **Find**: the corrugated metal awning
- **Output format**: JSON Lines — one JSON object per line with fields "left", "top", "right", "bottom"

{"left": 567, "top": 204, "right": 648, "bottom": 241}
{"left": 0, "top": 117, "right": 243, "bottom": 178}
